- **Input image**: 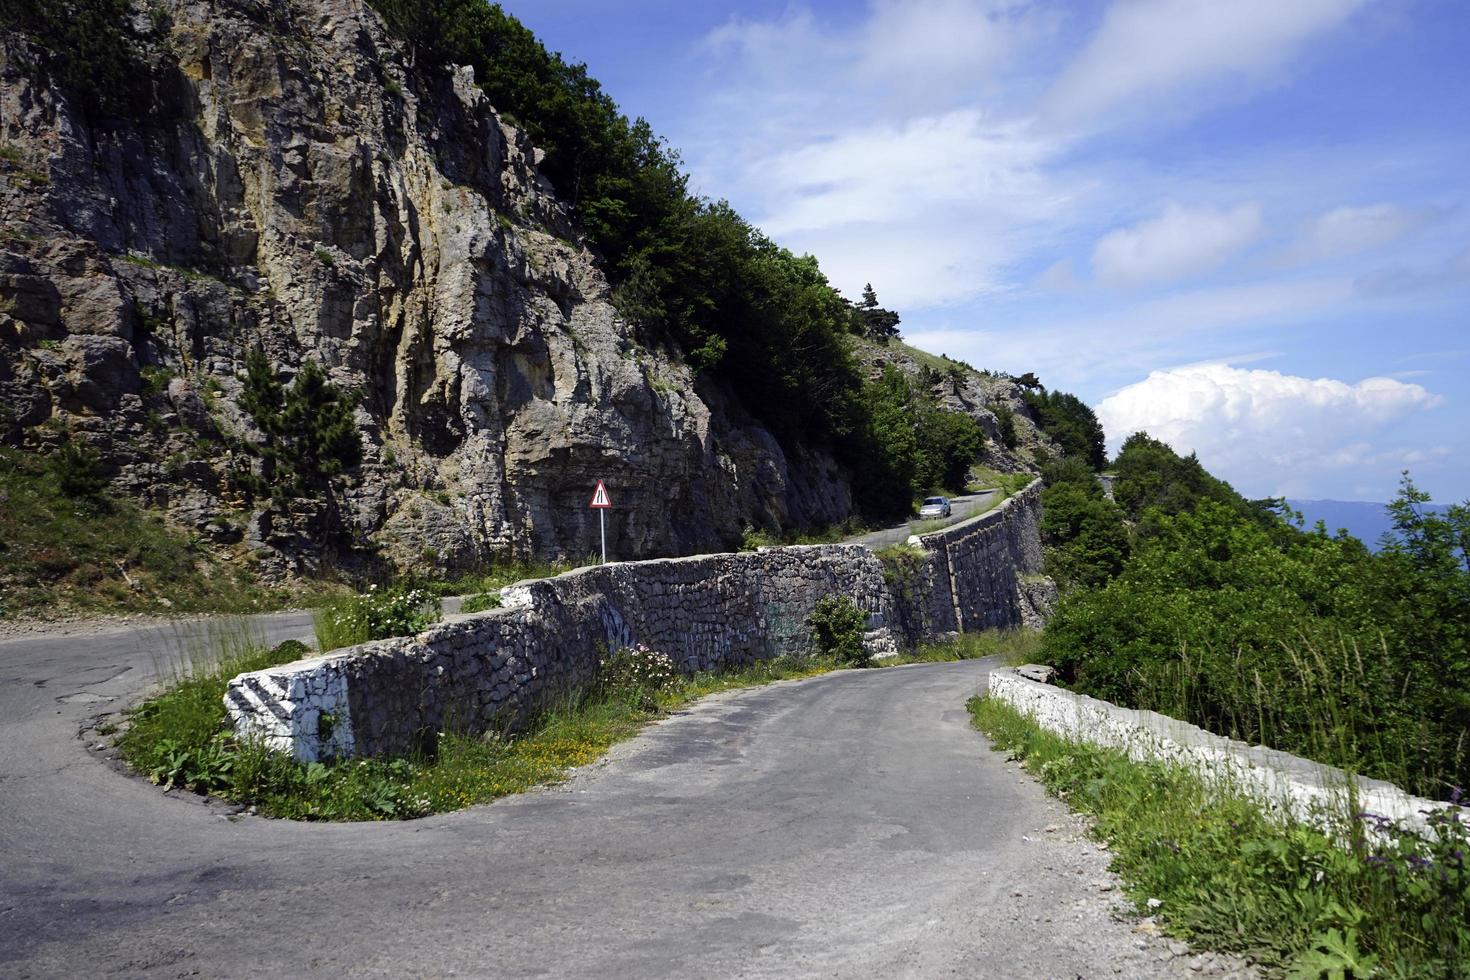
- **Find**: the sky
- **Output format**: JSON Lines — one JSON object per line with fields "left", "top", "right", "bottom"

{"left": 505, "top": 0, "right": 1469, "bottom": 503}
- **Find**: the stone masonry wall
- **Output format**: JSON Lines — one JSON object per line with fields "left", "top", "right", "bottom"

{"left": 226, "top": 485, "right": 1049, "bottom": 761}
{"left": 888, "top": 481, "right": 1051, "bottom": 645}
{"left": 987, "top": 668, "right": 1467, "bottom": 839}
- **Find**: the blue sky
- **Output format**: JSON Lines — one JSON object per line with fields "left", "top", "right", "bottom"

{"left": 506, "top": 0, "right": 1469, "bottom": 503}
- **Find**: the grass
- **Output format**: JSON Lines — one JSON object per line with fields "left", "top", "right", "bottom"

{"left": 428, "top": 558, "right": 581, "bottom": 596}
{"left": 116, "top": 624, "right": 1033, "bottom": 821}
{"left": 0, "top": 448, "right": 309, "bottom": 620}
{"left": 739, "top": 517, "right": 873, "bottom": 550}
{"left": 971, "top": 696, "right": 1470, "bottom": 978}
{"left": 909, "top": 629, "right": 1042, "bottom": 665}
{"left": 459, "top": 592, "right": 503, "bottom": 614}
{"left": 966, "top": 465, "right": 1034, "bottom": 498}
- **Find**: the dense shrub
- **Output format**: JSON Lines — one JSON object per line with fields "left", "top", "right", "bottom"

{"left": 1023, "top": 386, "right": 1105, "bottom": 470}
{"left": 313, "top": 585, "right": 437, "bottom": 651}
{"left": 599, "top": 643, "right": 677, "bottom": 711}
{"left": 1039, "top": 481, "right": 1130, "bottom": 589}
{"left": 0, "top": 0, "right": 146, "bottom": 116}
{"left": 806, "top": 595, "right": 869, "bottom": 666}
{"left": 1042, "top": 490, "right": 1470, "bottom": 799}
{"left": 238, "top": 348, "right": 362, "bottom": 506}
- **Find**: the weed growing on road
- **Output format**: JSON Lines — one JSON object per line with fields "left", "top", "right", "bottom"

{"left": 970, "top": 696, "right": 1470, "bottom": 978}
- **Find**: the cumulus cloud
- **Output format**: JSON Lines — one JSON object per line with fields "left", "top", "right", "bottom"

{"left": 1284, "top": 203, "right": 1440, "bottom": 264}
{"left": 1096, "top": 363, "right": 1443, "bottom": 496}
{"left": 1092, "top": 203, "right": 1264, "bottom": 287}
{"left": 1043, "top": 0, "right": 1373, "bottom": 128}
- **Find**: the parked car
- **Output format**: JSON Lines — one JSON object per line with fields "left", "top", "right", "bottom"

{"left": 918, "top": 496, "right": 951, "bottom": 519}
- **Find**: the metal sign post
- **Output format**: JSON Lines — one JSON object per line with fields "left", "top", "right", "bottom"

{"left": 589, "top": 480, "right": 612, "bottom": 563}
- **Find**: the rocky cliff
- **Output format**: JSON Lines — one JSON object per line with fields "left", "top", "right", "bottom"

{"left": 0, "top": 0, "right": 1036, "bottom": 578}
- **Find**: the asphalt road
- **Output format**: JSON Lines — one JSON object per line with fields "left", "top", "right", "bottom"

{"left": 0, "top": 612, "right": 1205, "bottom": 979}
{"left": 847, "top": 489, "right": 1001, "bottom": 551}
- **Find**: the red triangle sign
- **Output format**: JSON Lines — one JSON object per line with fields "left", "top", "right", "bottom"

{"left": 589, "top": 480, "right": 612, "bottom": 509}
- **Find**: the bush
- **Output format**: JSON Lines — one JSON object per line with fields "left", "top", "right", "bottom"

{"left": 238, "top": 348, "right": 362, "bottom": 506}
{"left": 1043, "top": 489, "right": 1470, "bottom": 799}
{"left": 313, "top": 585, "right": 438, "bottom": 651}
{"left": 599, "top": 643, "right": 677, "bottom": 710}
{"left": 806, "top": 595, "right": 869, "bottom": 667}
{"left": 1022, "top": 386, "right": 1105, "bottom": 470}
{"left": 459, "top": 592, "right": 502, "bottom": 614}
{"left": 53, "top": 437, "right": 110, "bottom": 502}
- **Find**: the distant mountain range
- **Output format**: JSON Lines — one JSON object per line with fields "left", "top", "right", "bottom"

{"left": 1287, "top": 499, "right": 1452, "bottom": 551}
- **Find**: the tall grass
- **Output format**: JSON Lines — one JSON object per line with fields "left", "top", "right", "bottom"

{"left": 972, "top": 696, "right": 1470, "bottom": 978}
{"left": 1124, "top": 635, "right": 1462, "bottom": 801}
{"left": 118, "top": 623, "right": 308, "bottom": 791}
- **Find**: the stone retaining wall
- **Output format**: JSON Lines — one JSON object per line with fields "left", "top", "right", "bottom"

{"left": 986, "top": 667, "right": 1463, "bottom": 838}
{"left": 227, "top": 483, "right": 1049, "bottom": 761}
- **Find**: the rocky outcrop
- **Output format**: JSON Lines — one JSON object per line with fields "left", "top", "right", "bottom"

{"left": 849, "top": 337, "right": 1058, "bottom": 473}
{"left": 0, "top": 0, "right": 854, "bottom": 574}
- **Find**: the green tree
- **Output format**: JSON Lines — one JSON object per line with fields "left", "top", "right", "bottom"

{"left": 1023, "top": 386, "right": 1106, "bottom": 470}
{"left": 992, "top": 403, "right": 1019, "bottom": 450}
{"left": 238, "top": 349, "right": 362, "bottom": 505}
{"left": 852, "top": 283, "right": 901, "bottom": 343}
{"left": 0, "top": 0, "right": 145, "bottom": 117}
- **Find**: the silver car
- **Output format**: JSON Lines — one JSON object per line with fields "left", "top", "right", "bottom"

{"left": 918, "top": 496, "right": 951, "bottom": 519}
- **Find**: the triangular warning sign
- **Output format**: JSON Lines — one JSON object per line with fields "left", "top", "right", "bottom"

{"left": 589, "top": 480, "right": 612, "bottom": 509}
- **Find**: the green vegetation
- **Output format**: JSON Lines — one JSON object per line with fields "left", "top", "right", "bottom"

{"left": 860, "top": 366, "right": 987, "bottom": 511}
{"left": 971, "top": 696, "right": 1470, "bottom": 977}
{"left": 805, "top": 595, "right": 869, "bottom": 666}
{"left": 1022, "top": 385, "right": 1106, "bottom": 470}
{"left": 851, "top": 283, "right": 901, "bottom": 342}
{"left": 1039, "top": 458, "right": 1130, "bottom": 589}
{"left": 967, "top": 465, "right": 1034, "bottom": 498}
{"left": 738, "top": 517, "right": 872, "bottom": 551}
{"left": 237, "top": 348, "right": 362, "bottom": 507}
{"left": 0, "top": 446, "right": 294, "bottom": 619}
{"left": 1037, "top": 432, "right": 1470, "bottom": 800}
{"left": 428, "top": 558, "right": 578, "bottom": 596}
{"left": 909, "top": 629, "right": 1042, "bottom": 665}
{"left": 0, "top": 0, "right": 145, "bottom": 117}
{"left": 1111, "top": 431, "right": 1287, "bottom": 537}
{"left": 312, "top": 584, "right": 438, "bottom": 652}
{"left": 458, "top": 592, "right": 503, "bottom": 614}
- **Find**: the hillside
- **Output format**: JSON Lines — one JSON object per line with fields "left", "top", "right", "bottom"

{"left": 0, "top": 0, "right": 1053, "bottom": 602}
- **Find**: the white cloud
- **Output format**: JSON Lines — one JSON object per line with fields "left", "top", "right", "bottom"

{"left": 1092, "top": 202, "right": 1264, "bottom": 287}
{"left": 1096, "top": 363, "right": 1443, "bottom": 497}
{"left": 906, "top": 277, "right": 1353, "bottom": 387}
{"left": 743, "top": 110, "right": 1075, "bottom": 306}
{"left": 856, "top": 0, "right": 1048, "bottom": 107}
{"left": 1043, "top": 0, "right": 1372, "bottom": 128}
{"left": 1285, "top": 203, "right": 1439, "bottom": 264}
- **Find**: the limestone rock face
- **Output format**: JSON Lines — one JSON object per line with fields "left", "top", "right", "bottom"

{"left": 0, "top": 0, "right": 851, "bottom": 573}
